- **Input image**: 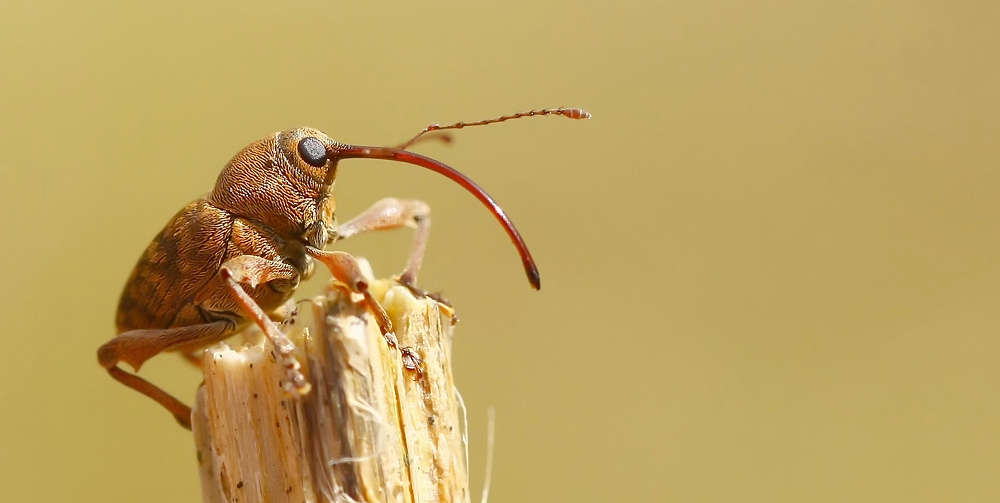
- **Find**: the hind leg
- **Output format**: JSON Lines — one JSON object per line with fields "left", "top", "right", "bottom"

{"left": 99, "top": 256, "right": 306, "bottom": 427}
{"left": 98, "top": 321, "right": 233, "bottom": 429}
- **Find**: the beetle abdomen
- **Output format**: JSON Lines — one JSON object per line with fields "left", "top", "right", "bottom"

{"left": 115, "top": 199, "right": 234, "bottom": 333}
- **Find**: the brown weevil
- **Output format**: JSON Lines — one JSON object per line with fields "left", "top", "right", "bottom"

{"left": 98, "top": 108, "right": 590, "bottom": 429}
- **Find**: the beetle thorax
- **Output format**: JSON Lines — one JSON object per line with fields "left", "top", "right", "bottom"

{"left": 303, "top": 190, "right": 337, "bottom": 248}
{"left": 208, "top": 133, "right": 331, "bottom": 243}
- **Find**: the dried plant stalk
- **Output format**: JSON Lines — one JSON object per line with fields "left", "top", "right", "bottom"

{"left": 192, "top": 278, "right": 468, "bottom": 503}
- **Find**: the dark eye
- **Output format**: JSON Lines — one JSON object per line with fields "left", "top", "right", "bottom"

{"left": 297, "top": 137, "right": 328, "bottom": 167}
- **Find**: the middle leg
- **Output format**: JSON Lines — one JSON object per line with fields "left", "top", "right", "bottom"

{"left": 305, "top": 246, "right": 394, "bottom": 339}
{"left": 306, "top": 246, "right": 426, "bottom": 375}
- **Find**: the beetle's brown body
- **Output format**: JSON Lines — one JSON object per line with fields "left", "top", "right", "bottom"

{"left": 99, "top": 108, "right": 588, "bottom": 429}
{"left": 116, "top": 200, "right": 297, "bottom": 337}
{"left": 116, "top": 129, "right": 332, "bottom": 341}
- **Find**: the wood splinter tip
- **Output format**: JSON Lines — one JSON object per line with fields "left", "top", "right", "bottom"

{"left": 193, "top": 278, "right": 469, "bottom": 503}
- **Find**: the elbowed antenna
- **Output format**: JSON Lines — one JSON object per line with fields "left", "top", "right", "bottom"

{"left": 398, "top": 107, "right": 592, "bottom": 151}
{"left": 330, "top": 145, "right": 541, "bottom": 289}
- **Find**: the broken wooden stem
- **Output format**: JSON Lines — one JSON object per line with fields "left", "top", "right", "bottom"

{"left": 192, "top": 277, "right": 468, "bottom": 503}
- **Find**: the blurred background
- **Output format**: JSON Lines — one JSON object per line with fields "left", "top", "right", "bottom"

{"left": 1, "top": 1, "right": 999, "bottom": 501}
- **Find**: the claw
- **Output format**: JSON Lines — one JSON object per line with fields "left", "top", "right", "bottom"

{"left": 400, "top": 347, "right": 424, "bottom": 378}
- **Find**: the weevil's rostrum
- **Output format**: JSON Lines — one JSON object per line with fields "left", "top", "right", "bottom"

{"left": 99, "top": 109, "right": 590, "bottom": 429}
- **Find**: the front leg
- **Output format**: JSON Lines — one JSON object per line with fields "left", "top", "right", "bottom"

{"left": 334, "top": 198, "right": 431, "bottom": 288}
{"left": 219, "top": 255, "right": 311, "bottom": 397}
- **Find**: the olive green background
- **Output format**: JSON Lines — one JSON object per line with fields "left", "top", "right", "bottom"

{"left": 2, "top": 1, "right": 999, "bottom": 501}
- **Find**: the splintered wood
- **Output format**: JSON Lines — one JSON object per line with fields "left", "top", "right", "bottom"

{"left": 192, "top": 279, "right": 468, "bottom": 503}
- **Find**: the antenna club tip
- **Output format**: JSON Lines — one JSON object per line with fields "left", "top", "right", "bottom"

{"left": 562, "top": 108, "right": 592, "bottom": 120}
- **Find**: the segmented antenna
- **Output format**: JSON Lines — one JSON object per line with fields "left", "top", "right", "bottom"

{"left": 393, "top": 132, "right": 453, "bottom": 150}
{"left": 398, "top": 107, "right": 592, "bottom": 150}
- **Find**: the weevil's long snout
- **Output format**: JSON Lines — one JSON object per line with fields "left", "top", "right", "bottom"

{"left": 328, "top": 144, "right": 541, "bottom": 290}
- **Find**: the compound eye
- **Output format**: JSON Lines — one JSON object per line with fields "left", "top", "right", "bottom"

{"left": 297, "top": 137, "right": 328, "bottom": 167}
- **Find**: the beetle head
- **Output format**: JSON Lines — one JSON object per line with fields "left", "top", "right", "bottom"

{"left": 209, "top": 127, "right": 340, "bottom": 249}
{"left": 209, "top": 126, "right": 542, "bottom": 289}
